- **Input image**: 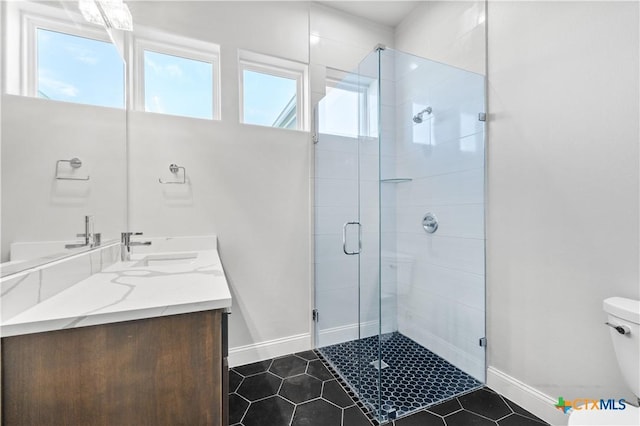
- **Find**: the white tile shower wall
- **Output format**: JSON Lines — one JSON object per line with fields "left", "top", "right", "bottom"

{"left": 314, "top": 133, "right": 360, "bottom": 346}
{"left": 393, "top": 0, "right": 487, "bottom": 382}
{"left": 392, "top": 55, "right": 485, "bottom": 381}
{"left": 394, "top": 8, "right": 487, "bottom": 378}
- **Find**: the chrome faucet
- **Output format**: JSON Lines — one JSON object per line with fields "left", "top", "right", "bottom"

{"left": 121, "top": 232, "right": 152, "bottom": 261}
{"left": 65, "top": 216, "right": 100, "bottom": 249}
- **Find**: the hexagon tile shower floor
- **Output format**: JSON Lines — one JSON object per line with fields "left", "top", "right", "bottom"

{"left": 319, "top": 332, "right": 482, "bottom": 420}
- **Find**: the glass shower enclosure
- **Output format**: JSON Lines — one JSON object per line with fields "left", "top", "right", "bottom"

{"left": 314, "top": 47, "right": 486, "bottom": 423}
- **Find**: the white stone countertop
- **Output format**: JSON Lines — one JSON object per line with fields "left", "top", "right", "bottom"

{"left": 1, "top": 247, "right": 232, "bottom": 337}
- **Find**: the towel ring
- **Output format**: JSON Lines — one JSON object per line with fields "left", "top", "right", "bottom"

{"left": 55, "top": 157, "right": 90, "bottom": 181}
{"left": 159, "top": 164, "right": 187, "bottom": 184}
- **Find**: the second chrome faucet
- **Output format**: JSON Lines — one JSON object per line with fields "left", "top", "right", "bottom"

{"left": 121, "top": 232, "right": 152, "bottom": 261}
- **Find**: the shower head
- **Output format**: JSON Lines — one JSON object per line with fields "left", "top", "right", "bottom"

{"left": 413, "top": 107, "right": 433, "bottom": 123}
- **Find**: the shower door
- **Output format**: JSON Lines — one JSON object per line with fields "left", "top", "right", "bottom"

{"left": 313, "top": 49, "right": 383, "bottom": 418}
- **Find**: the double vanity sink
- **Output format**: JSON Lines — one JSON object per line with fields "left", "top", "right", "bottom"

{"left": 1, "top": 235, "right": 232, "bottom": 426}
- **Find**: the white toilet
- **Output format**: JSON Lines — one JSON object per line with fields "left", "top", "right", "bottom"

{"left": 568, "top": 297, "right": 640, "bottom": 425}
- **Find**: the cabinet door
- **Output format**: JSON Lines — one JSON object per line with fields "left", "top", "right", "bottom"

{"left": 2, "top": 310, "right": 223, "bottom": 426}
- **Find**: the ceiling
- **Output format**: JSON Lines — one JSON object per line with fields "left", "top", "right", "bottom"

{"left": 316, "top": 1, "right": 422, "bottom": 28}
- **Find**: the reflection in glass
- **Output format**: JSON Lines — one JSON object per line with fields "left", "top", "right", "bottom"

{"left": 37, "top": 28, "right": 124, "bottom": 108}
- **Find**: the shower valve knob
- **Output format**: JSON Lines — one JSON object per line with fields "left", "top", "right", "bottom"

{"left": 422, "top": 213, "right": 438, "bottom": 234}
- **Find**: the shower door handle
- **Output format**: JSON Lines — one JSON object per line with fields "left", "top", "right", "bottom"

{"left": 342, "top": 221, "right": 361, "bottom": 255}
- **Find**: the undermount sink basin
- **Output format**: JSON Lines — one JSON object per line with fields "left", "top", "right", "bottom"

{"left": 133, "top": 252, "right": 198, "bottom": 267}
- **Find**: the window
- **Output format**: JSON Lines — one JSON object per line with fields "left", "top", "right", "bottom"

{"left": 36, "top": 29, "right": 124, "bottom": 108}
{"left": 11, "top": 3, "right": 221, "bottom": 117}
{"left": 135, "top": 37, "right": 220, "bottom": 120}
{"left": 320, "top": 83, "right": 360, "bottom": 137}
{"left": 144, "top": 51, "right": 213, "bottom": 119}
{"left": 319, "top": 69, "right": 374, "bottom": 138}
{"left": 239, "top": 50, "right": 308, "bottom": 131}
{"left": 243, "top": 70, "right": 297, "bottom": 128}
{"left": 18, "top": 8, "right": 125, "bottom": 109}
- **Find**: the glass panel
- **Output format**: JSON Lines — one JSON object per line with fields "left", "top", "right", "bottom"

{"left": 314, "top": 78, "right": 360, "bottom": 344}
{"left": 144, "top": 50, "right": 213, "bottom": 119}
{"left": 357, "top": 49, "right": 382, "bottom": 422}
{"left": 377, "top": 48, "right": 486, "bottom": 421}
{"left": 37, "top": 28, "right": 124, "bottom": 108}
{"left": 242, "top": 69, "right": 296, "bottom": 128}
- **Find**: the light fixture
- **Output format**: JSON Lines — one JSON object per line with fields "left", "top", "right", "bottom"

{"left": 79, "top": 0, "right": 133, "bottom": 31}
{"left": 78, "top": 0, "right": 102, "bottom": 25}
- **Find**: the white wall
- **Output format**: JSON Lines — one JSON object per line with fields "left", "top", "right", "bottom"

{"left": 486, "top": 1, "right": 640, "bottom": 421}
{"left": 395, "top": 1, "right": 486, "bottom": 75}
{"left": 310, "top": 2, "right": 395, "bottom": 98}
{"left": 128, "top": 112, "right": 312, "bottom": 362}
{"left": 126, "top": 1, "right": 312, "bottom": 363}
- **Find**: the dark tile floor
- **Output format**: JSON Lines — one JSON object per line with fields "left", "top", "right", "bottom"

{"left": 230, "top": 350, "right": 371, "bottom": 426}
{"left": 229, "top": 351, "right": 549, "bottom": 426}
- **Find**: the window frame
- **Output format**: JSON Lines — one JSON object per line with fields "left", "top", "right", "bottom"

{"left": 21, "top": 10, "right": 121, "bottom": 103}
{"left": 322, "top": 67, "right": 373, "bottom": 138}
{"left": 133, "top": 34, "right": 221, "bottom": 120}
{"left": 238, "top": 49, "right": 308, "bottom": 131}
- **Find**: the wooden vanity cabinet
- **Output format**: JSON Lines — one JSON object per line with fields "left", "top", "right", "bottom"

{"left": 1, "top": 309, "right": 228, "bottom": 426}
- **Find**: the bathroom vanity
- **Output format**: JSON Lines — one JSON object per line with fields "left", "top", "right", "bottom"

{"left": 1, "top": 236, "right": 232, "bottom": 426}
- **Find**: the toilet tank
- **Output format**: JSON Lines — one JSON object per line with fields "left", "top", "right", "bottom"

{"left": 603, "top": 297, "right": 640, "bottom": 398}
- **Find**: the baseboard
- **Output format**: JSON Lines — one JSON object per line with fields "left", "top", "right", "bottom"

{"left": 316, "top": 320, "right": 398, "bottom": 348}
{"left": 487, "top": 366, "right": 568, "bottom": 426}
{"left": 228, "top": 333, "right": 311, "bottom": 367}
{"left": 316, "top": 321, "right": 376, "bottom": 348}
